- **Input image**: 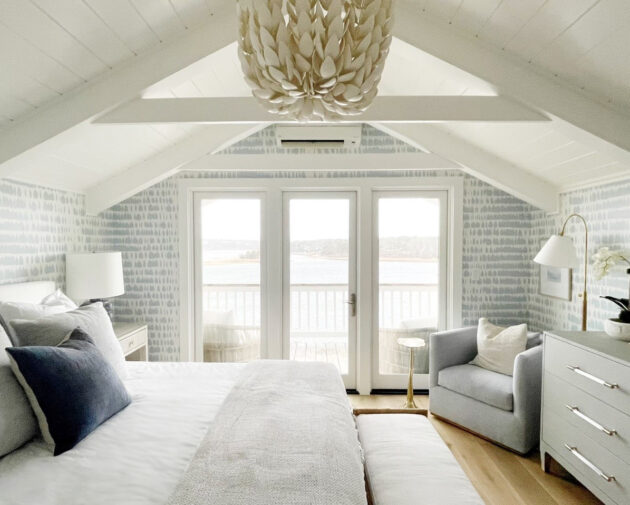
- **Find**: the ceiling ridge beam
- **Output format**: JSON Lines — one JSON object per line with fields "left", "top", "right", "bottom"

{"left": 0, "top": 3, "right": 237, "bottom": 178}
{"left": 85, "top": 124, "right": 264, "bottom": 215}
{"left": 393, "top": 0, "right": 630, "bottom": 167}
{"left": 95, "top": 96, "right": 549, "bottom": 124}
{"left": 373, "top": 122, "right": 559, "bottom": 213}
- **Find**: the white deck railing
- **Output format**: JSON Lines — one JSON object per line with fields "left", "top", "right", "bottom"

{"left": 202, "top": 283, "right": 438, "bottom": 334}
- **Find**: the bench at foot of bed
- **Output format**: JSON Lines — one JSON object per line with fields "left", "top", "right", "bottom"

{"left": 357, "top": 414, "right": 484, "bottom": 505}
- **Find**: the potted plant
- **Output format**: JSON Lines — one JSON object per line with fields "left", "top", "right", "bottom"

{"left": 593, "top": 247, "right": 630, "bottom": 340}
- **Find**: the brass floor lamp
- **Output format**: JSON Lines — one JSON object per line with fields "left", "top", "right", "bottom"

{"left": 534, "top": 214, "right": 589, "bottom": 331}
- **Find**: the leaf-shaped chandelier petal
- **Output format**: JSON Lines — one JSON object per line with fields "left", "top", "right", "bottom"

{"left": 237, "top": 0, "right": 394, "bottom": 121}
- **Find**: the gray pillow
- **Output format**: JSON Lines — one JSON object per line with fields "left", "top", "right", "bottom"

{"left": 10, "top": 303, "right": 127, "bottom": 379}
{"left": 0, "top": 325, "right": 38, "bottom": 457}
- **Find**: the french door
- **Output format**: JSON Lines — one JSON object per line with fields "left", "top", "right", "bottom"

{"left": 193, "top": 190, "right": 358, "bottom": 389}
{"left": 185, "top": 178, "right": 460, "bottom": 393}
{"left": 283, "top": 192, "right": 357, "bottom": 388}
{"left": 371, "top": 191, "right": 448, "bottom": 390}
{"left": 193, "top": 193, "right": 266, "bottom": 364}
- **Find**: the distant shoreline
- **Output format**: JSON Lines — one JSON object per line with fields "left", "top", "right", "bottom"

{"left": 204, "top": 256, "right": 439, "bottom": 266}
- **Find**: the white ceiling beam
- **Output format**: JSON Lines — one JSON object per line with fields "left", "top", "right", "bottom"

{"left": 373, "top": 122, "right": 559, "bottom": 213}
{"left": 0, "top": 2, "right": 237, "bottom": 178}
{"left": 394, "top": 0, "right": 630, "bottom": 167}
{"left": 181, "top": 152, "right": 459, "bottom": 173}
{"left": 95, "top": 96, "right": 548, "bottom": 124}
{"left": 85, "top": 124, "right": 264, "bottom": 215}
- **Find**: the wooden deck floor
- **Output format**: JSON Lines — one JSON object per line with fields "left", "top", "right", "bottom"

{"left": 350, "top": 395, "right": 603, "bottom": 505}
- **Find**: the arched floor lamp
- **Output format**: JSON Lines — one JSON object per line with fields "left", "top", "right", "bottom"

{"left": 534, "top": 214, "right": 589, "bottom": 331}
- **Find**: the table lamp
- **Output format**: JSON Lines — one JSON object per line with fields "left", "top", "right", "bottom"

{"left": 66, "top": 252, "right": 125, "bottom": 320}
{"left": 533, "top": 214, "right": 588, "bottom": 331}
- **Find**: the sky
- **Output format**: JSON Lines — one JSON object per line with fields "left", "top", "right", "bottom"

{"left": 201, "top": 196, "right": 440, "bottom": 242}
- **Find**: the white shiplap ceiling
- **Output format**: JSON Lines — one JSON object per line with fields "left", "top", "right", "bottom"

{"left": 418, "top": 0, "right": 630, "bottom": 115}
{"left": 0, "top": 0, "right": 227, "bottom": 128}
{"left": 0, "top": 0, "right": 629, "bottom": 210}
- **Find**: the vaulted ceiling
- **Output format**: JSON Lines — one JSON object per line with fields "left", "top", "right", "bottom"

{"left": 0, "top": 0, "right": 629, "bottom": 215}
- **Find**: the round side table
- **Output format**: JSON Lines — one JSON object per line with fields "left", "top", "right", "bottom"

{"left": 397, "top": 337, "right": 426, "bottom": 409}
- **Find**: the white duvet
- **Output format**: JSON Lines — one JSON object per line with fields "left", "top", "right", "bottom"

{"left": 0, "top": 362, "right": 244, "bottom": 505}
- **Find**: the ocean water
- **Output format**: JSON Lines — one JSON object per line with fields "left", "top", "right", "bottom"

{"left": 203, "top": 254, "right": 439, "bottom": 285}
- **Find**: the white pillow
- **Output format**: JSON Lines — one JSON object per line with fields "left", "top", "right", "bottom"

{"left": 40, "top": 289, "right": 78, "bottom": 311}
{"left": 0, "top": 326, "right": 38, "bottom": 457}
{"left": 470, "top": 318, "right": 528, "bottom": 376}
{"left": 0, "top": 301, "right": 69, "bottom": 323}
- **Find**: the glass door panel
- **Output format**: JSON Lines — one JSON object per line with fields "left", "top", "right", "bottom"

{"left": 373, "top": 192, "right": 447, "bottom": 389}
{"left": 198, "top": 196, "right": 262, "bottom": 363}
{"left": 284, "top": 193, "right": 357, "bottom": 387}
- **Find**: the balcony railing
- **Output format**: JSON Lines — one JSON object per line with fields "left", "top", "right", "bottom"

{"left": 202, "top": 283, "right": 437, "bottom": 373}
{"left": 202, "top": 283, "right": 438, "bottom": 333}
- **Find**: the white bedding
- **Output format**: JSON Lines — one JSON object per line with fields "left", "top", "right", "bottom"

{"left": 0, "top": 361, "right": 245, "bottom": 505}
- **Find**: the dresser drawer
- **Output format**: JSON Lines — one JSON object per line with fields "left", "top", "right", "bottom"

{"left": 543, "top": 410, "right": 630, "bottom": 505}
{"left": 544, "top": 335, "right": 630, "bottom": 416}
{"left": 118, "top": 328, "right": 147, "bottom": 355}
{"left": 544, "top": 371, "right": 630, "bottom": 465}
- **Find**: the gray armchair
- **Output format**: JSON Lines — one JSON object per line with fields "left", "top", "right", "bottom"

{"left": 429, "top": 327, "right": 543, "bottom": 454}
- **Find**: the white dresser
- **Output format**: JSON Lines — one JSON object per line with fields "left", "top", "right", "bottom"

{"left": 541, "top": 331, "right": 630, "bottom": 505}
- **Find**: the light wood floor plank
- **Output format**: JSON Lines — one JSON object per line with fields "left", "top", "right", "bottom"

{"left": 349, "top": 395, "right": 603, "bottom": 505}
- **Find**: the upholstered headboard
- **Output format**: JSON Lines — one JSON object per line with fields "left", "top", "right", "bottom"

{"left": 0, "top": 281, "right": 56, "bottom": 303}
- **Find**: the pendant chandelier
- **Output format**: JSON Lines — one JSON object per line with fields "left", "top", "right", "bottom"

{"left": 237, "top": 0, "right": 393, "bottom": 121}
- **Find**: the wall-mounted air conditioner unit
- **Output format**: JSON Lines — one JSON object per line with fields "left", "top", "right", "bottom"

{"left": 276, "top": 125, "right": 362, "bottom": 149}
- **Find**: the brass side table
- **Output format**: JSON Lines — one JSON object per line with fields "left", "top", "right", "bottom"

{"left": 397, "top": 337, "right": 426, "bottom": 409}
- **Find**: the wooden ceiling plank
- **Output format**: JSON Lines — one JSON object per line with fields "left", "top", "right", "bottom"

{"left": 0, "top": 24, "right": 81, "bottom": 92}
{"left": 129, "top": 0, "right": 187, "bottom": 41}
{"left": 0, "top": 0, "right": 107, "bottom": 80}
{"left": 83, "top": 0, "right": 159, "bottom": 54}
{"left": 32, "top": 0, "right": 134, "bottom": 67}
{"left": 373, "top": 122, "right": 559, "bottom": 213}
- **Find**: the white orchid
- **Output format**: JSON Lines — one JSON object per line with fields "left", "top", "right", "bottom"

{"left": 592, "top": 247, "right": 630, "bottom": 280}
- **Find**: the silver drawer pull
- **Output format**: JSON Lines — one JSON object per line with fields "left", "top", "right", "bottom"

{"left": 565, "top": 405, "right": 617, "bottom": 436}
{"left": 566, "top": 365, "right": 619, "bottom": 389}
{"left": 564, "top": 444, "right": 615, "bottom": 482}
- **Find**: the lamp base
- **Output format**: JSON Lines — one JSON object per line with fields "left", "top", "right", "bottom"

{"left": 81, "top": 299, "right": 114, "bottom": 320}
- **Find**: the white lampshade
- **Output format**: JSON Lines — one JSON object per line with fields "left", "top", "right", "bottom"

{"left": 66, "top": 252, "right": 125, "bottom": 300}
{"left": 533, "top": 235, "right": 579, "bottom": 269}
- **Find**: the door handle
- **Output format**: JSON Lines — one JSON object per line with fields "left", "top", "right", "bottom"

{"left": 346, "top": 293, "right": 357, "bottom": 317}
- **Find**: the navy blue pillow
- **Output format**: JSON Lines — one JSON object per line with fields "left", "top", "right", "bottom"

{"left": 5, "top": 328, "right": 131, "bottom": 456}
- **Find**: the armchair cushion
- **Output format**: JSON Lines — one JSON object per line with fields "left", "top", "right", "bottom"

{"left": 470, "top": 318, "right": 528, "bottom": 376}
{"left": 438, "top": 364, "right": 513, "bottom": 412}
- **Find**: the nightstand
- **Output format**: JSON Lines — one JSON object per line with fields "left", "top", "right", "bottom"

{"left": 113, "top": 322, "right": 148, "bottom": 361}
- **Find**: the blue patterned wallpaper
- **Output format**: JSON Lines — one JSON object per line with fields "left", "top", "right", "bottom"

{"left": 528, "top": 179, "right": 630, "bottom": 332}
{"left": 2, "top": 124, "right": 628, "bottom": 361}
{"left": 0, "top": 179, "right": 116, "bottom": 287}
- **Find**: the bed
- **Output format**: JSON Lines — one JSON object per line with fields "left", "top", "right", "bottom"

{"left": 0, "top": 282, "right": 366, "bottom": 505}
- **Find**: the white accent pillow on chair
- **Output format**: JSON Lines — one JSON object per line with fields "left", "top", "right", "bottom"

{"left": 470, "top": 318, "right": 528, "bottom": 376}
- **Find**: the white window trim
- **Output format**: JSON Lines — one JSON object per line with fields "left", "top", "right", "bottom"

{"left": 178, "top": 176, "right": 463, "bottom": 394}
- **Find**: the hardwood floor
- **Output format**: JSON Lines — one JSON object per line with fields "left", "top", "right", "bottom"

{"left": 349, "top": 394, "right": 603, "bottom": 505}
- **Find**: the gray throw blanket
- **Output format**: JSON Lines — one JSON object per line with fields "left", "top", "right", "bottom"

{"left": 168, "top": 360, "right": 367, "bottom": 505}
